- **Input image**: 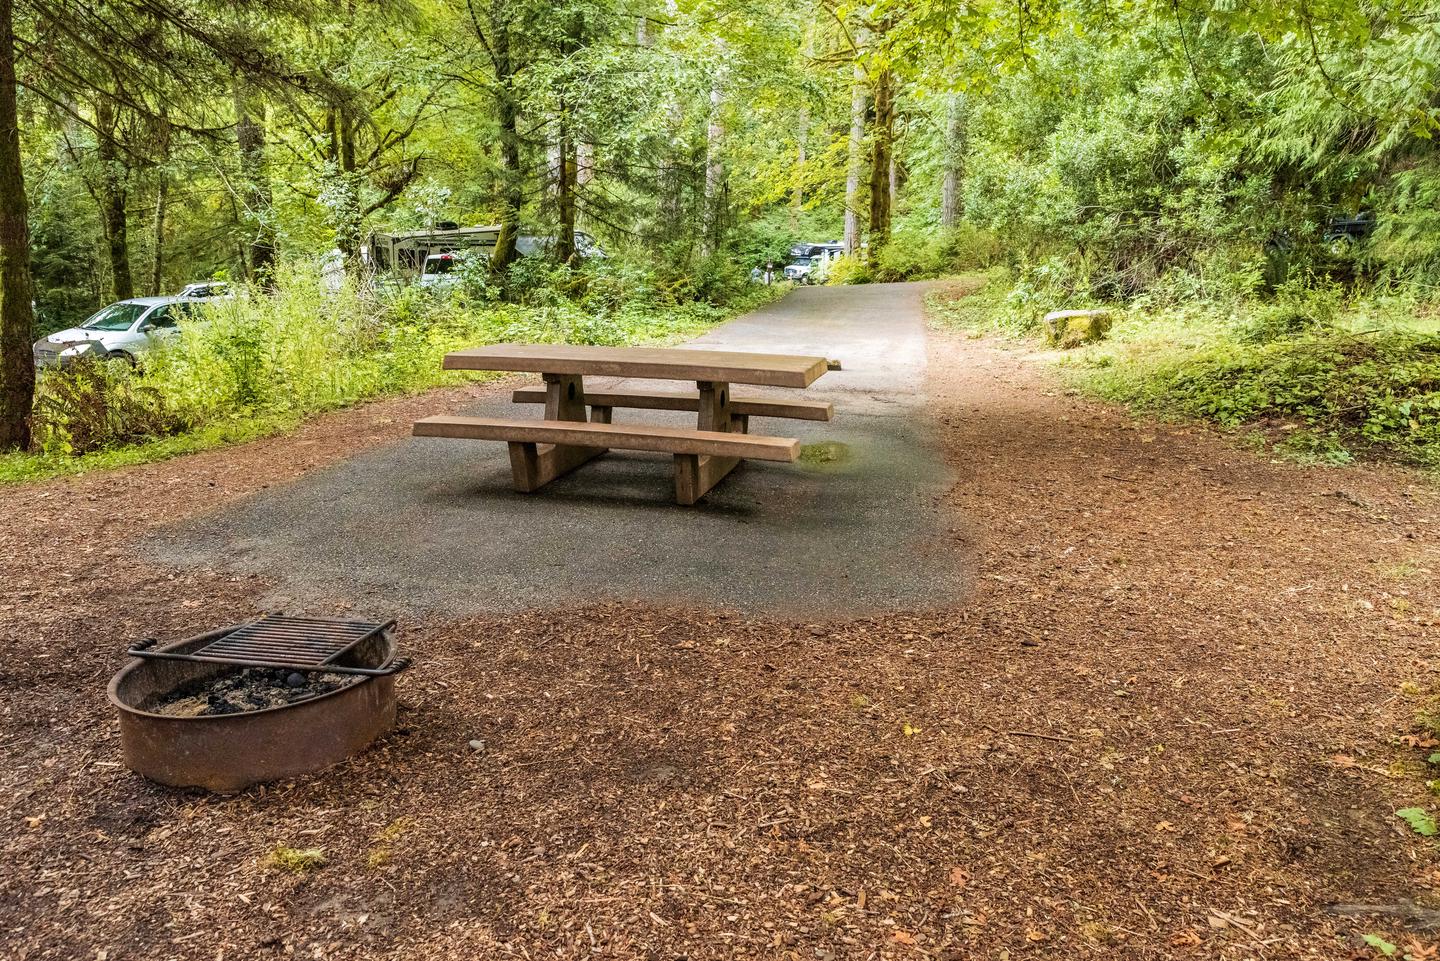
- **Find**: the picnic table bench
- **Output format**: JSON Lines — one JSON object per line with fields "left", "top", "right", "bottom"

{"left": 412, "top": 344, "right": 835, "bottom": 505}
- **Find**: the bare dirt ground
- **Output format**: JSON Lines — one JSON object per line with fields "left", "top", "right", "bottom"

{"left": 4, "top": 293, "right": 1440, "bottom": 960}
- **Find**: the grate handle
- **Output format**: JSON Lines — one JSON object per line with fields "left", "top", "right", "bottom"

{"left": 124, "top": 648, "right": 413, "bottom": 677}
{"left": 381, "top": 656, "right": 414, "bottom": 675}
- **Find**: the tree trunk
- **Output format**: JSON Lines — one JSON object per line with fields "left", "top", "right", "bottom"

{"left": 0, "top": 0, "right": 35, "bottom": 451}
{"left": 234, "top": 75, "right": 275, "bottom": 281}
{"left": 553, "top": 13, "right": 582, "bottom": 265}
{"left": 702, "top": 72, "right": 726, "bottom": 256}
{"left": 889, "top": 152, "right": 898, "bottom": 211}
{"left": 577, "top": 141, "right": 594, "bottom": 189}
{"left": 791, "top": 105, "right": 808, "bottom": 227}
{"left": 331, "top": 101, "right": 362, "bottom": 271}
{"left": 95, "top": 96, "right": 134, "bottom": 301}
{"left": 150, "top": 173, "right": 167, "bottom": 295}
{"left": 940, "top": 93, "right": 967, "bottom": 227}
{"left": 866, "top": 68, "right": 895, "bottom": 264}
{"left": 651, "top": 0, "right": 683, "bottom": 248}
{"left": 489, "top": 12, "right": 522, "bottom": 273}
{"left": 656, "top": 98, "right": 684, "bottom": 247}
{"left": 555, "top": 116, "right": 576, "bottom": 263}
{"left": 843, "top": 59, "right": 867, "bottom": 256}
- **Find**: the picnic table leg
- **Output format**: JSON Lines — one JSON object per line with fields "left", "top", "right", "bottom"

{"left": 674, "top": 380, "right": 742, "bottom": 505}
{"left": 507, "top": 373, "right": 607, "bottom": 492}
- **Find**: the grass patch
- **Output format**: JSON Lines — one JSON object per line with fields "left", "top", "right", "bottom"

{"left": 1067, "top": 318, "right": 1440, "bottom": 470}
{"left": 925, "top": 271, "right": 1014, "bottom": 336}
{"left": 927, "top": 272, "right": 1440, "bottom": 471}
{"left": 264, "top": 846, "right": 326, "bottom": 873}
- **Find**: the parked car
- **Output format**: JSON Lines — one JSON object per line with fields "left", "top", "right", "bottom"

{"left": 32, "top": 296, "right": 212, "bottom": 368}
{"left": 1323, "top": 211, "right": 1375, "bottom": 252}
{"left": 365, "top": 226, "right": 605, "bottom": 279}
{"left": 178, "top": 280, "right": 232, "bottom": 299}
{"left": 782, "top": 242, "right": 844, "bottom": 283}
{"left": 418, "top": 251, "right": 486, "bottom": 290}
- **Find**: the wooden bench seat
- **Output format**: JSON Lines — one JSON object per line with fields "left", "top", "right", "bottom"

{"left": 510, "top": 386, "right": 832, "bottom": 422}
{"left": 413, "top": 415, "right": 800, "bottom": 504}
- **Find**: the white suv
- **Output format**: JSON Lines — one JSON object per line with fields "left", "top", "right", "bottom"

{"left": 33, "top": 296, "right": 211, "bottom": 367}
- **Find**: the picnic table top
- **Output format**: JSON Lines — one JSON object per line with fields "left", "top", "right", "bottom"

{"left": 442, "top": 344, "right": 830, "bottom": 389}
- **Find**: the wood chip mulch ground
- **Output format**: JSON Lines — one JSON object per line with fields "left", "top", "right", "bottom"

{"left": 3, "top": 322, "right": 1440, "bottom": 960}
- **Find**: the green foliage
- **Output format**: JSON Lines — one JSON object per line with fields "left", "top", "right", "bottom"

{"left": 925, "top": 272, "right": 1017, "bottom": 334}
{"left": 940, "top": 225, "right": 1005, "bottom": 273}
{"left": 931, "top": 273, "right": 1440, "bottom": 471}
{"left": 1361, "top": 934, "right": 1397, "bottom": 957}
{"left": 1243, "top": 278, "right": 1342, "bottom": 344}
{"left": 32, "top": 358, "right": 189, "bottom": 456}
{"left": 873, "top": 231, "right": 946, "bottom": 282}
{"left": 1396, "top": 808, "right": 1438, "bottom": 838}
{"left": 825, "top": 254, "right": 872, "bottom": 286}
{"left": 5, "top": 257, "right": 778, "bottom": 479}
{"left": 9, "top": 0, "right": 1440, "bottom": 480}
{"left": 1068, "top": 300, "right": 1440, "bottom": 470}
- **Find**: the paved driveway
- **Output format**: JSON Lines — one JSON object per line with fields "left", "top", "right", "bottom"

{"left": 148, "top": 283, "right": 965, "bottom": 616}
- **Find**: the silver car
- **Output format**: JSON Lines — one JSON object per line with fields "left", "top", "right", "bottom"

{"left": 33, "top": 296, "right": 209, "bottom": 367}
{"left": 418, "top": 251, "right": 490, "bottom": 291}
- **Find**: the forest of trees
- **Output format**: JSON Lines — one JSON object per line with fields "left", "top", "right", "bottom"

{"left": 2, "top": 0, "right": 1438, "bottom": 460}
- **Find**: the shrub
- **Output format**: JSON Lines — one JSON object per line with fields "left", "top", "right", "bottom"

{"left": 32, "top": 357, "right": 189, "bottom": 456}
{"left": 940, "top": 224, "right": 1005, "bottom": 272}
{"left": 12, "top": 252, "right": 786, "bottom": 475}
{"left": 1242, "top": 277, "right": 1342, "bottom": 343}
{"left": 826, "top": 254, "right": 872, "bottom": 286}
{"left": 873, "top": 233, "right": 945, "bottom": 281}
{"left": 1088, "top": 328, "right": 1440, "bottom": 468}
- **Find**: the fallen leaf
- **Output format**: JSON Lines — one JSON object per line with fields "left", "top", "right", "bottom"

{"left": 892, "top": 930, "right": 915, "bottom": 945}
{"left": 1404, "top": 940, "right": 1439, "bottom": 961}
{"left": 1362, "top": 934, "right": 1397, "bottom": 956}
{"left": 948, "top": 866, "right": 969, "bottom": 888}
{"left": 903, "top": 723, "right": 921, "bottom": 737}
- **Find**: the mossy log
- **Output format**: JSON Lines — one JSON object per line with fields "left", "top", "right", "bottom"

{"left": 1043, "top": 309, "right": 1112, "bottom": 348}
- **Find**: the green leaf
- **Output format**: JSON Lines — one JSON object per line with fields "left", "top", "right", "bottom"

{"left": 1362, "top": 933, "right": 1397, "bottom": 956}
{"left": 1396, "top": 808, "right": 1437, "bottom": 837}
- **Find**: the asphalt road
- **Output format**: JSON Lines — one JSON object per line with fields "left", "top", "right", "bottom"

{"left": 148, "top": 282, "right": 965, "bottom": 616}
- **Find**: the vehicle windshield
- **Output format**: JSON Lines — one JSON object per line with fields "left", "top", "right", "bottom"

{"left": 424, "top": 257, "right": 458, "bottom": 275}
{"left": 81, "top": 302, "right": 148, "bottom": 332}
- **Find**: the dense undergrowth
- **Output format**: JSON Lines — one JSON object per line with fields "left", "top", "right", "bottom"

{"left": 3, "top": 259, "right": 779, "bottom": 483}
{"left": 929, "top": 272, "right": 1440, "bottom": 471}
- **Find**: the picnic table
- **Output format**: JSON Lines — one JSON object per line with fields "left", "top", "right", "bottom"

{"left": 412, "top": 344, "right": 835, "bottom": 505}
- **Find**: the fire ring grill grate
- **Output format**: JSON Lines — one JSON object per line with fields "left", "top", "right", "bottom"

{"left": 110, "top": 618, "right": 406, "bottom": 792}
{"left": 127, "top": 615, "right": 409, "bottom": 677}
